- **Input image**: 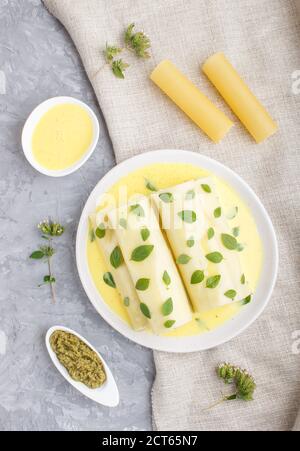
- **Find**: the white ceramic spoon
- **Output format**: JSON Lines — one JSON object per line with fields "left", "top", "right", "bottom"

{"left": 45, "top": 325, "right": 119, "bottom": 407}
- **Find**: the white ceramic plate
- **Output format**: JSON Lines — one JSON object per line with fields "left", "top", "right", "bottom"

{"left": 46, "top": 326, "right": 119, "bottom": 406}
{"left": 76, "top": 149, "right": 278, "bottom": 353}
{"left": 22, "top": 96, "right": 100, "bottom": 177}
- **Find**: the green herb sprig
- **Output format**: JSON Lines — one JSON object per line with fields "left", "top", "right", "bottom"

{"left": 101, "top": 23, "right": 151, "bottom": 79}
{"left": 30, "top": 220, "right": 65, "bottom": 303}
{"left": 205, "top": 363, "right": 256, "bottom": 410}
{"left": 124, "top": 23, "right": 151, "bottom": 59}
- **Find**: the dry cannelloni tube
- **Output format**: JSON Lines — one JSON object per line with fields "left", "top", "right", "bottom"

{"left": 202, "top": 53, "right": 278, "bottom": 143}
{"left": 152, "top": 178, "right": 251, "bottom": 312}
{"left": 90, "top": 213, "right": 147, "bottom": 331}
{"left": 107, "top": 196, "right": 192, "bottom": 334}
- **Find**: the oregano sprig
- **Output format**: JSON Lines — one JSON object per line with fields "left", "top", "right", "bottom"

{"left": 124, "top": 23, "right": 151, "bottom": 59}
{"left": 205, "top": 363, "right": 256, "bottom": 410}
{"left": 30, "top": 220, "right": 65, "bottom": 304}
{"left": 99, "top": 23, "right": 151, "bottom": 79}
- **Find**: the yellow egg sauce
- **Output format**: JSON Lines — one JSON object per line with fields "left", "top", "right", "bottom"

{"left": 87, "top": 163, "right": 263, "bottom": 337}
{"left": 32, "top": 103, "right": 94, "bottom": 170}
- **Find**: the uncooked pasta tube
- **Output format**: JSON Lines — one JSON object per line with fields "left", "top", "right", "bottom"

{"left": 107, "top": 196, "right": 192, "bottom": 334}
{"left": 202, "top": 52, "right": 278, "bottom": 143}
{"left": 150, "top": 59, "right": 233, "bottom": 143}
{"left": 152, "top": 179, "right": 251, "bottom": 312}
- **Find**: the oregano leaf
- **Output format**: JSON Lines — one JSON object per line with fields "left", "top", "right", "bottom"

{"left": 161, "top": 298, "right": 173, "bottom": 316}
{"left": 130, "top": 204, "right": 145, "bottom": 217}
{"left": 191, "top": 270, "right": 205, "bottom": 284}
{"left": 206, "top": 275, "right": 221, "bottom": 288}
{"left": 207, "top": 227, "right": 215, "bottom": 240}
{"left": 95, "top": 223, "right": 106, "bottom": 239}
{"left": 178, "top": 210, "right": 197, "bottom": 223}
{"left": 176, "top": 254, "right": 191, "bottom": 264}
{"left": 131, "top": 245, "right": 154, "bottom": 262}
{"left": 214, "top": 207, "right": 222, "bottom": 218}
{"left": 224, "top": 289, "right": 237, "bottom": 299}
{"left": 164, "top": 320, "right": 176, "bottom": 328}
{"left": 141, "top": 227, "right": 150, "bottom": 242}
{"left": 221, "top": 233, "right": 238, "bottom": 250}
{"left": 110, "top": 246, "right": 124, "bottom": 269}
{"left": 159, "top": 192, "right": 173, "bottom": 203}
{"left": 140, "top": 303, "right": 151, "bottom": 318}
{"left": 162, "top": 271, "right": 171, "bottom": 286}
{"left": 103, "top": 272, "right": 116, "bottom": 288}
{"left": 135, "top": 278, "right": 150, "bottom": 291}
{"left": 187, "top": 237, "right": 195, "bottom": 248}
{"left": 145, "top": 179, "right": 157, "bottom": 192}
{"left": 201, "top": 184, "right": 212, "bottom": 193}
{"left": 206, "top": 252, "right": 224, "bottom": 263}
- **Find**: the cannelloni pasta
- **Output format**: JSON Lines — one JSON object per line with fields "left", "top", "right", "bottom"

{"left": 107, "top": 196, "right": 192, "bottom": 334}
{"left": 152, "top": 178, "right": 251, "bottom": 312}
{"left": 90, "top": 213, "right": 147, "bottom": 331}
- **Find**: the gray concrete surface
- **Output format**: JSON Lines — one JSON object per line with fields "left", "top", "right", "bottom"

{"left": 0, "top": 0, "right": 154, "bottom": 431}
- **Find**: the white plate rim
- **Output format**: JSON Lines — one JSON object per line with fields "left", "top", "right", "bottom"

{"left": 76, "top": 149, "right": 278, "bottom": 353}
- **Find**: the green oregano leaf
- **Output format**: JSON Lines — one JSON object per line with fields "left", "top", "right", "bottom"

{"left": 178, "top": 210, "right": 197, "bottom": 223}
{"left": 43, "top": 275, "right": 56, "bottom": 283}
{"left": 30, "top": 250, "right": 45, "bottom": 259}
{"left": 124, "top": 297, "right": 130, "bottom": 307}
{"left": 110, "top": 246, "right": 124, "bottom": 269}
{"left": 130, "top": 204, "right": 145, "bottom": 217}
{"left": 140, "top": 303, "right": 151, "bottom": 318}
{"left": 111, "top": 59, "right": 129, "bottom": 79}
{"left": 206, "top": 274, "right": 221, "bottom": 288}
{"left": 119, "top": 218, "right": 127, "bottom": 229}
{"left": 206, "top": 252, "right": 223, "bottom": 263}
{"left": 141, "top": 227, "right": 150, "bottom": 241}
{"left": 224, "top": 289, "right": 237, "bottom": 299}
{"left": 145, "top": 179, "right": 157, "bottom": 192}
{"left": 89, "top": 228, "right": 96, "bottom": 242}
{"left": 214, "top": 207, "right": 222, "bottom": 218}
{"left": 241, "top": 274, "right": 246, "bottom": 285}
{"left": 164, "top": 320, "right": 176, "bottom": 328}
{"left": 185, "top": 190, "right": 195, "bottom": 200}
{"left": 191, "top": 270, "right": 205, "bottom": 284}
{"left": 103, "top": 272, "right": 116, "bottom": 288}
{"left": 161, "top": 298, "right": 173, "bottom": 316}
{"left": 236, "top": 243, "right": 244, "bottom": 252}
{"left": 207, "top": 227, "right": 215, "bottom": 240}
{"left": 159, "top": 192, "right": 173, "bottom": 203}
{"left": 201, "top": 184, "right": 212, "bottom": 193}
{"left": 96, "top": 223, "right": 106, "bottom": 239}
{"left": 162, "top": 271, "right": 171, "bottom": 286}
{"left": 221, "top": 233, "right": 238, "bottom": 250}
{"left": 176, "top": 254, "right": 191, "bottom": 264}
{"left": 232, "top": 227, "right": 240, "bottom": 237}
{"left": 241, "top": 295, "right": 252, "bottom": 305}
{"left": 135, "top": 278, "right": 150, "bottom": 291}
{"left": 131, "top": 245, "right": 154, "bottom": 262}
{"left": 187, "top": 237, "right": 195, "bottom": 248}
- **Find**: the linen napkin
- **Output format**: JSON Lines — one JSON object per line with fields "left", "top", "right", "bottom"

{"left": 43, "top": 0, "right": 300, "bottom": 431}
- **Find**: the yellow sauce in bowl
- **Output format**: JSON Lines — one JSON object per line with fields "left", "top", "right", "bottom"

{"left": 87, "top": 162, "right": 263, "bottom": 337}
{"left": 32, "top": 103, "right": 94, "bottom": 171}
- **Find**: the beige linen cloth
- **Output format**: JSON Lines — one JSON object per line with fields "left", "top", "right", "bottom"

{"left": 43, "top": 0, "right": 300, "bottom": 431}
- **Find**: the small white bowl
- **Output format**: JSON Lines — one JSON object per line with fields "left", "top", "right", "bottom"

{"left": 22, "top": 96, "right": 100, "bottom": 177}
{"left": 45, "top": 325, "right": 119, "bottom": 407}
